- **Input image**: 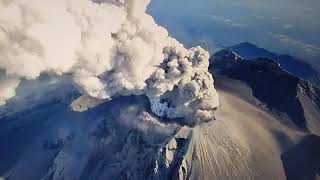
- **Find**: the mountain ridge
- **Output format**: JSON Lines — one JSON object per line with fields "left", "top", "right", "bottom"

{"left": 210, "top": 48, "right": 320, "bottom": 135}
{"left": 229, "top": 42, "right": 320, "bottom": 86}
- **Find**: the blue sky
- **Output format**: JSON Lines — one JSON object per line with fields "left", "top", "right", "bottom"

{"left": 148, "top": 0, "right": 320, "bottom": 69}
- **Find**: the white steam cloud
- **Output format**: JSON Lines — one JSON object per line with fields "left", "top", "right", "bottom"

{"left": 0, "top": 0, "right": 219, "bottom": 124}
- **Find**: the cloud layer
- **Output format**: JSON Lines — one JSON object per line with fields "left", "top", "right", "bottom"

{"left": 0, "top": 0, "right": 219, "bottom": 124}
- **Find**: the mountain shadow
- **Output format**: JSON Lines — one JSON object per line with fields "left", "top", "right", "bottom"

{"left": 281, "top": 134, "right": 320, "bottom": 180}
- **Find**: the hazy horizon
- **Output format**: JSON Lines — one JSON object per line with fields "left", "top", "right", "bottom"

{"left": 149, "top": 0, "right": 320, "bottom": 69}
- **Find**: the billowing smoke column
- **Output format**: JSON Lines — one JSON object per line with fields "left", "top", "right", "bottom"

{"left": 0, "top": 0, "right": 219, "bottom": 124}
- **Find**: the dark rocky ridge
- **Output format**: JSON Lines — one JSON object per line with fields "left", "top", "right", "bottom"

{"left": 229, "top": 42, "right": 320, "bottom": 87}
{"left": 210, "top": 49, "right": 320, "bottom": 132}
{"left": 210, "top": 48, "right": 320, "bottom": 180}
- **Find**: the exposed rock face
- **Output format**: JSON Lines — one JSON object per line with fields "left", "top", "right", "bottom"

{"left": 211, "top": 49, "right": 320, "bottom": 135}
{"left": 229, "top": 42, "right": 320, "bottom": 87}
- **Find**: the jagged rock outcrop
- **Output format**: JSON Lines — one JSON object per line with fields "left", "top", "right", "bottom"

{"left": 211, "top": 49, "right": 320, "bottom": 135}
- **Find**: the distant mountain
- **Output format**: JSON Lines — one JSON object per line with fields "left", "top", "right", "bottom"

{"left": 210, "top": 49, "right": 320, "bottom": 133}
{"left": 229, "top": 42, "right": 320, "bottom": 86}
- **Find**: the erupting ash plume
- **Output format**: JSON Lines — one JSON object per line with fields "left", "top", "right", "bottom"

{"left": 0, "top": 0, "right": 219, "bottom": 124}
